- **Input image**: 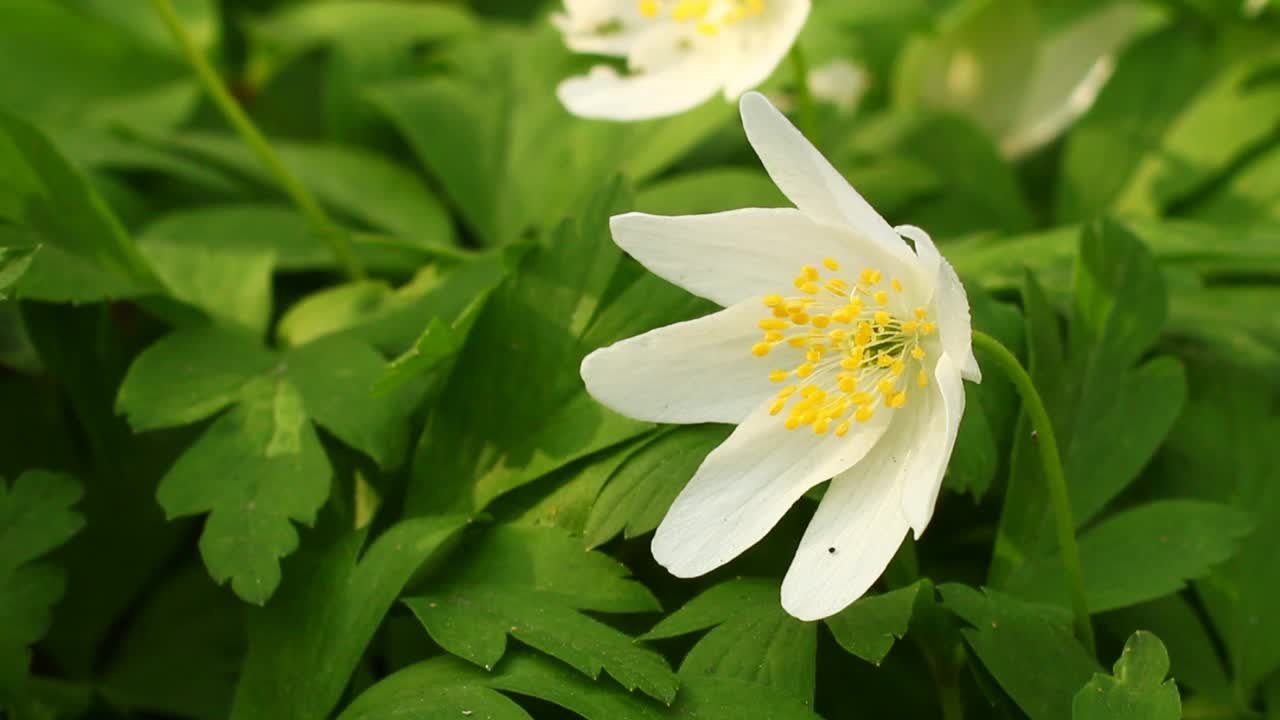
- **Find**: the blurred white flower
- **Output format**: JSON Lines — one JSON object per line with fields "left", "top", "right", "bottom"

{"left": 554, "top": 0, "right": 810, "bottom": 121}
{"left": 808, "top": 58, "right": 869, "bottom": 115}
{"left": 580, "top": 93, "right": 980, "bottom": 620}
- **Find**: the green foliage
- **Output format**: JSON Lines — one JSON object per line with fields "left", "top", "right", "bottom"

{"left": 1, "top": 0, "right": 1275, "bottom": 717}
{"left": 1074, "top": 631, "right": 1181, "bottom": 720}
{"left": 0, "top": 471, "right": 83, "bottom": 707}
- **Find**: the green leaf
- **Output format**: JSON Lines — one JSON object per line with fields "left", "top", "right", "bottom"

{"left": 369, "top": 24, "right": 730, "bottom": 246}
{"left": 992, "top": 221, "right": 1186, "bottom": 583}
{"left": 643, "top": 578, "right": 816, "bottom": 705}
{"left": 584, "top": 425, "right": 731, "bottom": 549}
{"left": 825, "top": 580, "right": 929, "bottom": 666}
{"left": 1101, "top": 596, "right": 1231, "bottom": 704}
{"left": 941, "top": 584, "right": 1099, "bottom": 720}
{"left": 139, "top": 234, "right": 275, "bottom": 335}
{"left": 139, "top": 206, "right": 328, "bottom": 272}
{"left": 634, "top": 168, "right": 786, "bottom": 216}
{"left": 0, "top": 108, "right": 162, "bottom": 302}
{"left": 1007, "top": 500, "right": 1251, "bottom": 613}
{"left": 405, "top": 179, "right": 663, "bottom": 515}
{"left": 404, "top": 524, "right": 677, "bottom": 703}
{"left": 0, "top": 0, "right": 193, "bottom": 132}
{"left": 231, "top": 515, "right": 471, "bottom": 720}
{"left": 158, "top": 376, "right": 331, "bottom": 605}
{"left": 1073, "top": 631, "right": 1181, "bottom": 720}
{"left": 0, "top": 471, "right": 83, "bottom": 706}
{"left": 339, "top": 651, "right": 823, "bottom": 720}
{"left": 119, "top": 327, "right": 413, "bottom": 603}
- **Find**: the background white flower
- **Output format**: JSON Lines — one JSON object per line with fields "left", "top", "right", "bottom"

{"left": 554, "top": 0, "right": 810, "bottom": 121}
{"left": 580, "top": 92, "right": 981, "bottom": 620}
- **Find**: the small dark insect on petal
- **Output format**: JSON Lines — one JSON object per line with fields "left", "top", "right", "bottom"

{"left": 827, "top": 547, "right": 836, "bottom": 554}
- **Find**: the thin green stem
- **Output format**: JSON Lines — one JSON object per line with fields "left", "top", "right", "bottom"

{"left": 788, "top": 44, "right": 818, "bottom": 142}
{"left": 148, "top": 0, "right": 365, "bottom": 280}
{"left": 971, "top": 330, "right": 1096, "bottom": 657}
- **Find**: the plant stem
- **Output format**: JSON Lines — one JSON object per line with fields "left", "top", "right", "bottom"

{"left": 788, "top": 44, "right": 818, "bottom": 142}
{"left": 971, "top": 330, "right": 1096, "bottom": 657}
{"left": 148, "top": 0, "right": 365, "bottom": 280}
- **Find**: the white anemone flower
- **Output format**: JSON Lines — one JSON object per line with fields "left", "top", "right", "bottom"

{"left": 580, "top": 92, "right": 981, "bottom": 620}
{"left": 554, "top": 0, "right": 810, "bottom": 121}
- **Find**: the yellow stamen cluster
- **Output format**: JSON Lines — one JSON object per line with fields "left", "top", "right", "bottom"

{"left": 637, "top": 0, "right": 766, "bottom": 35}
{"left": 752, "top": 259, "right": 936, "bottom": 436}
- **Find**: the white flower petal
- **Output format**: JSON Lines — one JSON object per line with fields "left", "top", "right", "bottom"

{"left": 738, "top": 92, "right": 917, "bottom": 269}
{"left": 558, "top": 59, "right": 725, "bottom": 121}
{"left": 779, "top": 405, "right": 928, "bottom": 621}
{"left": 721, "top": 0, "right": 812, "bottom": 98}
{"left": 898, "top": 225, "right": 980, "bottom": 382}
{"left": 581, "top": 298, "right": 798, "bottom": 424}
{"left": 899, "top": 353, "right": 966, "bottom": 538}
{"left": 610, "top": 209, "right": 919, "bottom": 307}
{"left": 652, "top": 397, "right": 892, "bottom": 578}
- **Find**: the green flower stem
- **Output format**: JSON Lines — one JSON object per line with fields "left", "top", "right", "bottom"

{"left": 971, "top": 330, "right": 1096, "bottom": 657}
{"left": 148, "top": 0, "right": 365, "bottom": 280}
{"left": 788, "top": 44, "right": 817, "bottom": 142}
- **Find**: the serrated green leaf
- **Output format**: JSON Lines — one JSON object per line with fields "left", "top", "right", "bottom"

{"left": 992, "top": 221, "right": 1186, "bottom": 583}
{"left": 942, "top": 584, "right": 1099, "bottom": 720}
{"left": 116, "top": 326, "right": 277, "bottom": 432}
{"left": 642, "top": 577, "right": 815, "bottom": 705}
{"left": 1007, "top": 500, "right": 1251, "bottom": 613}
{"left": 404, "top": 524, "right": 675, "bottom": 703}
{"left": 282, "top": 335, "right": 412, "bottom": 469}
{"left": 1074, "top": 631, "right": 1180, "bottom": 720}
{"left": 825, "top": 580, "right": 929, "bottom": 666}
{"left": 159, "top": 376, "right": 331, "bottom": 605}
{"left": 231, "top": 515, "right": 471, "bottom": 720}
{"left": 0, "top": 471, "right": 83, "bottom": 706}
{"left": 0, "top": 108, "right": 162, "bottom": 302}
{"left": 584, "top": 425, "right": 731, "bottom": 549}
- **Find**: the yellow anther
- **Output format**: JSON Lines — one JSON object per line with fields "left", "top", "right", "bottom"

{"left": 791, "top": 312, "right": 810, "bottom": 325}
{"left": 802, "top": 265, "right": 820, "bottom": 281}
{"left": 778, "top": 385, "right": 797, "bottom": 398}
{"left": 751, "top": 342, "right": 771, "bottom": 357}
{"left": 891, "top": 278, "right": 904, "bottom": 293}
{"left": 769, "top": 370, "right": 789, "bottom": 383}
{"left": 889, "top": 392, "right": 908, "bottom": 409}
{"left": 796, "top": 364, "right": 814, "bottom": 378}
{"left": 876, "top": 353, "right": 893, "bottom": 368}
{"left": 902, "top": 320, "right": 919, "bottom": 333}
{"left": 793, "top": 276, "right": 808, "bottom": 290}
{"left": 891, "top": 359, "right": 905, "bottom": 376}
{"left": 850, "top": 391, "right": 872, "bottom": 406}
{"left": 914, "top": 307, "right": 928, "bottom": 320}
{"left": 911, "top": 345, "right": 926, "bottom": 360}
{"left": 824, "top": 279, "right": 850, "bottom": 294}
{"left": 811, "top": 314, "right": 831, "bottom": 328}
{"left": 800, "top": 385, "right": 821, "bottom": 398}
{"left": 921, "top": 322, "right": 937, "bottom": 334}
{"left": 835, "top": 421, "right": 851, "bottom": 437}
{"left": 860, "top": 268, "right": 882, "bottom": 285}
{"left": 917, "top": 369, "right": 930, "bottom": 388}
{"left": 799, "top": 410, "right": 817, "bottom": 425}
{"left": 831, "top": 308, "right": 853, "bottom": 323}
{"left": 874, "top": 311, "right": 891, "bottom": 327}
{"left": 785, "top": 300, "right": 808, "bottom": 313}
{"left": 672, "top": 0, "right": 710, "bottom": 20}
{"left": 878, "top": 378, "right": 896, "bottom": 395}
{"left": 696, "top": 21, "right": 719, "bottom": 35}
{"left": 840, "top": 355, "right": 859, "bottom": 370}
{"left": 769, "top": 398, "right": 786, "bottom": 415}
{"left": 759, "top": 318, "right": 788, "bottom": 330}
{"left": 764, "top": 294, "right": 785, "bottom": 307}
{"left": 828, "top": 329, "right": 848, "bottom": 342}
{"left": 855, "top": 405, "right": 875, "bottom": 423}
{"left": 813, "top": 418, "right": 831, "bottom": 434}
{"left": 806, "top": 347, "right": 823, "bottom": 363}
{"left": 773, "top": 306, "right": 789, "bottom": 318}
{"left": 787, "top": 336, "right": 808, "bottom": 348}
{"left": 874, "top": 291, "right": 889, "bottom": 305}
{"left": 638, "top": 0, "right": 660, "bottom": 17}
{"left": 800, "top": 282, "right": 819, "bottom": 295}
{"left": 855, "top": 327, "right": 873, "bottom": 347}
{"left": 838, "top": 376, "right": 856, "bottom": 393}
{"left": 784, "top": 416, "right": 801, "bottom": 430}
{"left": 822, "top": 257, "right": 840, "bottom": 271}
{"left": 849, "top": 297, "right": 864, "bottom": 312}
{"left": 765, "top": 330, "right": 784, "bottom": 342}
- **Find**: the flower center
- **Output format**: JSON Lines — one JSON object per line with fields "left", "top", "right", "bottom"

{"left": 637, "top": 0, "right": 766, "bottom": 35}
{"left": 751, "top": 259, "right": 936, "bottom": 437}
